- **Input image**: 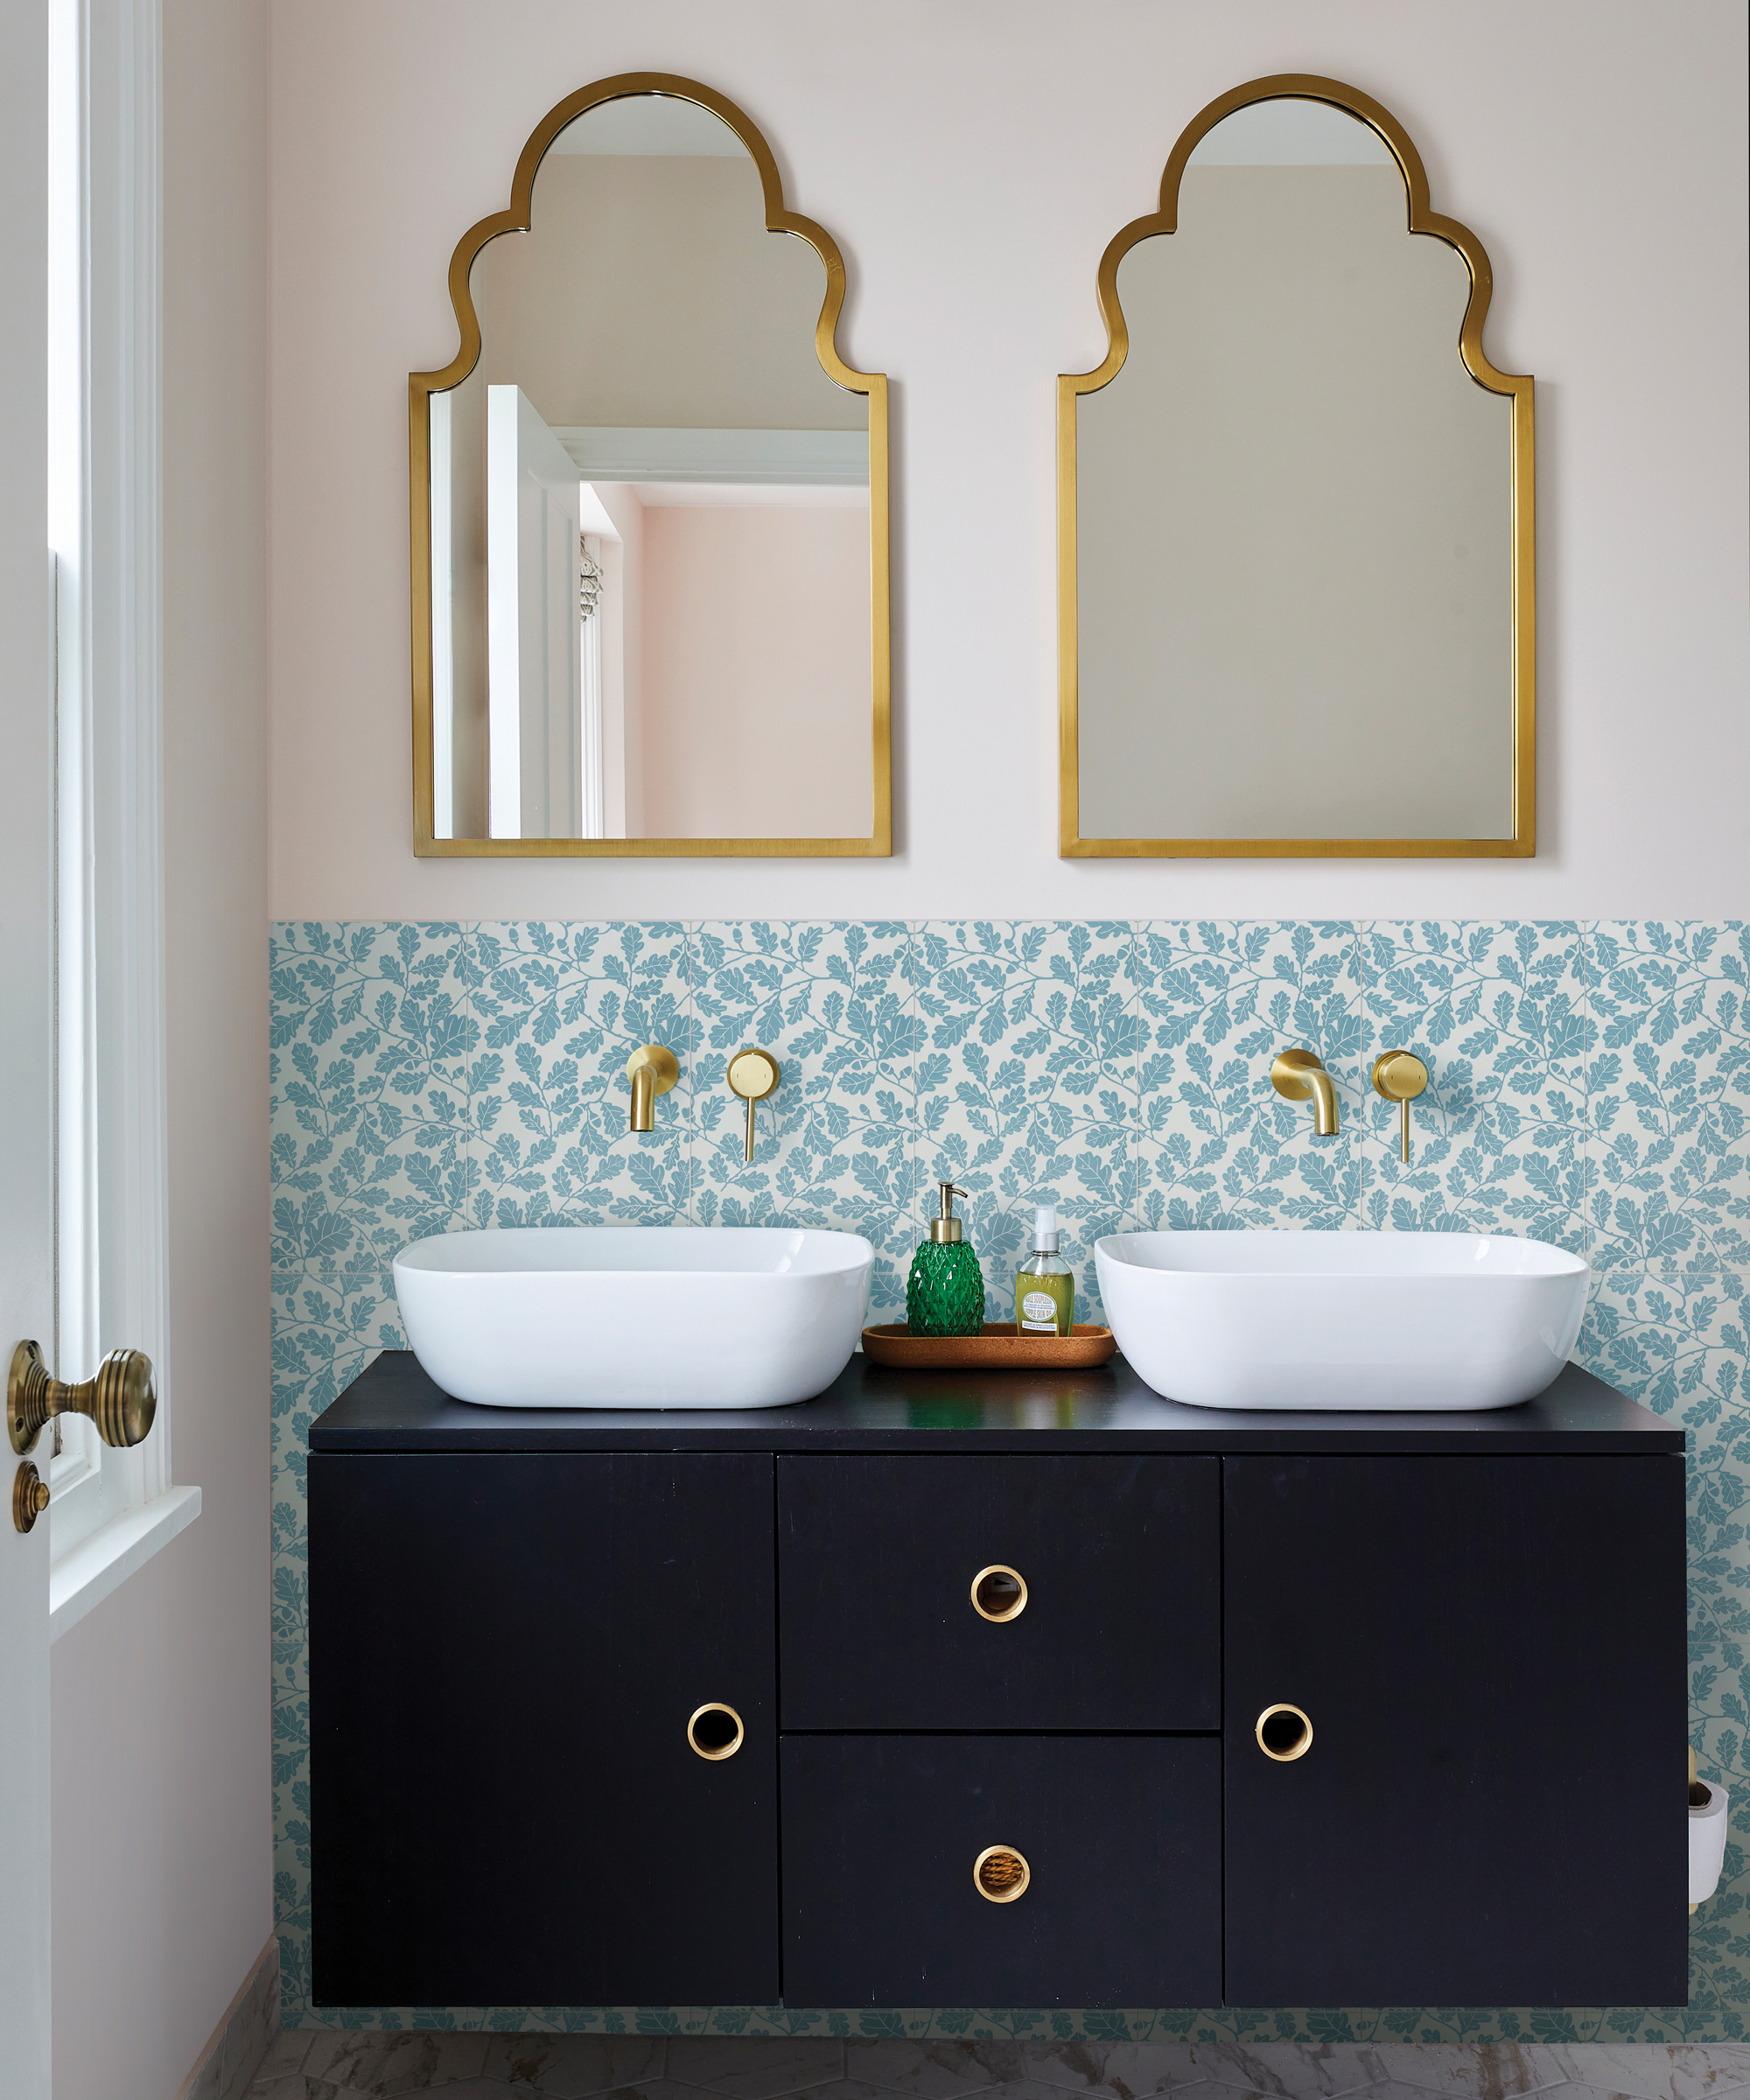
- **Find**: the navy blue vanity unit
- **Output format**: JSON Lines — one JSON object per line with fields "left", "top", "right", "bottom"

{"left": 308, "top": 1353, "right": 1688, "bottom": 2012}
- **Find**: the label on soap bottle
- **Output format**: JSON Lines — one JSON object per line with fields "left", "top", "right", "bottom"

{"left": 1014, "top": 1271, "right": 1074, "bottom": 1336}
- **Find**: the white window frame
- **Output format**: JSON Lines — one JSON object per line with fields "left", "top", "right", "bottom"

{"left": 46, "top": 0, "right": 197, "bottom": 1638}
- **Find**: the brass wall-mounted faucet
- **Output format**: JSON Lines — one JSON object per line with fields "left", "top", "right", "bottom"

{"left": 1270, "top": 1048, "right": 1340, "bottom": 1136}
{"left": 726, "top": 1047, "right": 780, "bottom": 1161}
{"left": 1372, "top": 1049, "right": 1430, "bottom": 1162}
{"left": 625, "top": 1044, "right": 679, "bottom": 1132}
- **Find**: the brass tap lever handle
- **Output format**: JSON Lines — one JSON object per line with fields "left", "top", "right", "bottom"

{"left": 726, "top": 1048, "right": 780, "bottom": 1162}
{"left": 1371, "top": 1051, "right": 1430, "bottom": 1164}
{"left": 8, "top": 1340, "right": 157, "bottom": 1457}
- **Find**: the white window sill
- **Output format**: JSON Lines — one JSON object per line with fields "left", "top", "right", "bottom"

{"left": 49, "top": 1486, "right": 201, "bottom": 1642}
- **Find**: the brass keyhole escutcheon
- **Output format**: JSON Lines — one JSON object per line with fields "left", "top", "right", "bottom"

{"left": 973, "top": 1844, "right": 1030, "bottom": 1902}
{"left": 971, "top": 1564, "right": 1027, "bottom": 1622}
{"left": 1256, "top": 1702, "right": 1313, "bottom": 1761}
{"left": 687, "top": 1702, "right": 745, "bottom": 1761}
{"left": 9, "top": 1339, "right": 157, "bottom": 1457}
{"left": 12, "top": 1461, "right": 50, "bottom": 1534}
{"left": 726, "top": 1048, "right": 781, "bottom": 1163}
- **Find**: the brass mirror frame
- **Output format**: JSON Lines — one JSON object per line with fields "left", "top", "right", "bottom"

{"left": 410, "top": 73, "right": 892, "bottom": 858}
{"left": 1057, "top": 74, "right": 1534, "bottom": 860}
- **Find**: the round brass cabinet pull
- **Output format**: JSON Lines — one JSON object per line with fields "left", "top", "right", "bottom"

{"left": 973, "top": 1844, "right": 1031, "bottom": 1902}
{"left": 1256, "top": 1703, "right": 1313, "bottom": 1761}
{"left": 971, "top": 1564, "right": 1027, "bottom": 1622}
{"left": 687, "top": 1702, "right": 745, "bottom": 1761}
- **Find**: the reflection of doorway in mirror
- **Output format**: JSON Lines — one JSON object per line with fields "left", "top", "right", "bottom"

{"left": 428, "top": 87, "right": 876, "bottom": 844}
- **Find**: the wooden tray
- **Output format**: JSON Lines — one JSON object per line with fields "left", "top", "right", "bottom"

{"left": 860, "top": 1322, "right": 1117, "bottom": 1371}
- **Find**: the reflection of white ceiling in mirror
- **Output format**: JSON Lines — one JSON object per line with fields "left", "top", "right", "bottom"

{"left": 628, "top": 481, "right": 870, "bottom": 509}
{"left": 554, "top": 426, "right": 868, "bottom": 486}
{"left": 1186, "top": 97, "right": 1395, "bottom": 166}
{"left": 549, "top": 95, "right": 747, "bottom": 156}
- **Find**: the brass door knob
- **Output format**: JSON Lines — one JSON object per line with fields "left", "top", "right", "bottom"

{"left": 9, "top": 1340, "right": 157, "bottom": 1457}
{"left": 687, "top": 1702, "right": 745, "bottom": 1760}
{"left": 973, "top": 1844, "right": 1030, "bottom": 1902}
{"left": 12, "top": 1462, "right": 50, "bottom": 1534}
{"left": 1256, "top": 1703, "right": 1313, "bottom": 1761}
{"left": 970, "top": 1564, "right": 1027, "bottom": 1621}
{"left": 726, "top": 1047, "right": 780, "bottom": 1162}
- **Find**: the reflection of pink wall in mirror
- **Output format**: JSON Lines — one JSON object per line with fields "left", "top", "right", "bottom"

{"left": 640, "top": 504, "right": 873, "bottom": 839}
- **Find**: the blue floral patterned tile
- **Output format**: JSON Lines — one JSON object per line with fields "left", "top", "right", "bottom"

{"left": 1585, "top": 924, "right": 1750, "bottom": 1277}
{"left": 270, "top": 919, "right": 476, "bottom": 2019}
{"left": 465, "top": 923, "right": 693, "bottom": 1228}
{"left": 913, "top": 922, "right": 1140, "bottom": 1321}
{"left": 1130, "top": 921, "right": 1363, "bottom": 1236}
{"left": 1359, "top": 921, "right": 1590, "bottom": 1254}
{"left": 690, "top": 922, "right": 916, "bottom": 1321}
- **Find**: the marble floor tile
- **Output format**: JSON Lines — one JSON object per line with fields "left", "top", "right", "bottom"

{"left": 1156, "top": 2044, "right": 1383, "bottom": 2097}
{"left": 300, "top": 2029, "right": 490, "bottom": 2094}
{"left": 481, "top": 2036, "right": 668, "bottom": 2100}
{"left": 1354, "top": 2085, "right": 1508, "bottom": 2100}
{"left": 1546, "top": 2047, "right": 1750, "bottom": 2099}
{"left": 668, "top": 2040, "right": 846, "bottom": 2098}
{"left": 245, "top": 2077, "right": 349, "bottom": 2100}
{"left": 251, "top": 2031, "right": 315, "bottom": 2082}
{"left": 1368, "top": 2041, "right": 1566, "bottom": 2096}
{"left": 782, "top": 2083, "right": 932, "bottom": 2100}
{"left": 843, "top": 2038, "right": 1029, "bottom": 2096}
{"left": 1017, "top": 2041, "right": 1209, "bottom": 2095}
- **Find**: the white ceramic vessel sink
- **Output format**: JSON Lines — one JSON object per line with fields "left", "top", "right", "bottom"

{"left": 1096, "top": 1230, "right": 1589, "bottom": 1411}
{"left": 395, "top": 1226, "right": 873, "bottom": 1409}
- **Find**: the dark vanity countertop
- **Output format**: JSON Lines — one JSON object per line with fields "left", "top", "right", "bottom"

{"left": 309, "top": 1349, "right": 1683, "bottom": 1455}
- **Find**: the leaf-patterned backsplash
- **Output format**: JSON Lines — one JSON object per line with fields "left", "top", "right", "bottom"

{"left": 271, "top": 919, "right": 1749, "bottom": 2038}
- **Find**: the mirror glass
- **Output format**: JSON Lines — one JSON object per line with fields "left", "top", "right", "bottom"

{"left": 423, "top": 89, "right": 881, "bottom": 849}
{"left": 1068, "top": 92, "right": 1526, "bottom": 851}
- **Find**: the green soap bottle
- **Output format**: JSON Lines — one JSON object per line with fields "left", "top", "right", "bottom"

{"left": 906, "top": 1180, "right": 986, "bottom": 1336}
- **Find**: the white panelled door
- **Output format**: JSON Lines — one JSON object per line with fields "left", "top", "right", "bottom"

{"left": 486, "top": 383, "right": 584, "bottom": 838}
{"left": 0, "top": 0, "right": 54, "bottom": 2082}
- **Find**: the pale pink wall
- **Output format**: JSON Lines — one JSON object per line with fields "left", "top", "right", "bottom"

{"left": 640, "top": 503, "right": 872, "bottom": 838}
{"left": 50, "top": 0, "right": 272, "bottom": 2094}
{"left": 270, "top": 0, "right": 1748, "bottom": 916}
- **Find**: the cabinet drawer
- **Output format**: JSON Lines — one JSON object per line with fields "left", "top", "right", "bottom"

{"left": 781, "top": 1734, "right": 1221, "bottom": 2006}
{"left": 778, "top": 1454, "right": 1218, "bottom": 1729}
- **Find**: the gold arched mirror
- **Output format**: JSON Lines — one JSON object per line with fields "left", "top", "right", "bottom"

{"left": 1059, "top": 75, "right": 1533, "bottom": 858}
{"left": 411, "top": 74, "right": 890, "bottom": 857}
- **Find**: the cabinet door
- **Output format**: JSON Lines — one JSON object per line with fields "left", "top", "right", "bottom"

{"left": 1225, "top": 1455, "right": 1688, "bottom": 2007}
{"left": 779, "top": 1455, "right": 1219, "bottom": 1729}
{"left": 782, "top": 1734, "right": 1221, "bottom": 2006}
{"left": 309, "top": 1452, "right": 777, "bottom": 2007}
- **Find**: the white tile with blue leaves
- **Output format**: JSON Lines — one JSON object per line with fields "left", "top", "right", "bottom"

{"left": 1360, "top": 921, "right": 1590, "bottom": 1252}
{"left": 270, "top": 920, "right": 1750, "bottom": 2041}
{"left": 1585, "top": 925, "right": 1750, "bottom": 1278}
{"left": 690, "top": 922, "right": 917, "bottom": 1321}
{"left": 1130, "top": 922, "right": 1363, "bottom": 1236}
{"left": 464, "top": 924, "right": 695, "bottom": 1229}
{"left": 914, "top": 922, "right": 1140, "bottom": 1321}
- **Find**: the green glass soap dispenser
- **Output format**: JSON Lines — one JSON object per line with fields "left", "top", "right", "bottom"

{"left": 906, "top": 1181, "right": 986, "bottom": 1336}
